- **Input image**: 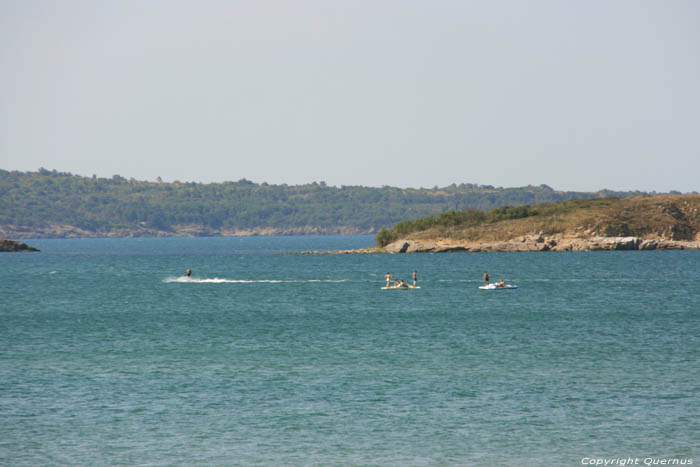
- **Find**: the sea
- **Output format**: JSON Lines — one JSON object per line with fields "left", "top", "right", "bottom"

{"left": 1, "top": 235, "right": 698, "bottom": 466}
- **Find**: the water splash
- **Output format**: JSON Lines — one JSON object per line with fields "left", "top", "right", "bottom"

{"left": 163, "top": 277, "right": 351, "bottom": 284}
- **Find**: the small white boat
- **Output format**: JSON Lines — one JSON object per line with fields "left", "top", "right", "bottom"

{"left": 478, "top": 283, "right": 518, "bottom": 290}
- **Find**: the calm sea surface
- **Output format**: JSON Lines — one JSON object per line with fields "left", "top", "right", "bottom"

{"left": 1, "top": 236, "right": 698, "bottom": 466}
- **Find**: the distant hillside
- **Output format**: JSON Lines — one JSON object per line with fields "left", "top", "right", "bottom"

{"left": 0, "top": 169, "right": 670, "bottom": 238}
{"left": 376, "top": 195, "right": 700, "bottom": 252}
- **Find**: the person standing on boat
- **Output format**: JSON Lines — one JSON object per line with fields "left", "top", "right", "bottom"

{"left": 412, "top": 270, "right": 417, "bottom": 287}
{"left": 385, "top": 272, "right": 392, "bottom": 287}
{"left": 483, "top": 272, "right": 489, "bottom": 285}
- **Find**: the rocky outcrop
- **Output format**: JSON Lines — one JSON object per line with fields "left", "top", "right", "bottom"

{"left": 382, "top": 234, "right": 700, "bottom": 253}
{"left": 0, "top": 238, "right": 39, "bottom": 252}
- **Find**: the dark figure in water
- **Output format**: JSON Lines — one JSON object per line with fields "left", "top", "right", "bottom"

{"left": 483, "top": 272, "right": 489, "bottom": 285}
{"left": 413, "top": 270, "right": 417, "bottom": 287}
{"left": 184, "top": 268, "right": 192, "bottom": 277}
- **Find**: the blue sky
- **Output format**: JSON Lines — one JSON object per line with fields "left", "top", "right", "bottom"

{"left": 1, "top": 0, "right": 699, "bottom": 192}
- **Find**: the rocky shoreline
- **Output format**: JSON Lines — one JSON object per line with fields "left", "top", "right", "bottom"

{"left": 0, "top": 223, "right": 375, "bottom": 239}
{"left": 299, "top": 234, "right": 700, "bottom": 255}
{"left": 382, "top": 234, "right": 700, "bottom": 253}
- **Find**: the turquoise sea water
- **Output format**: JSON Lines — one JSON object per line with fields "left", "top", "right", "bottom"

{"left": 1, "top": 236, "right": 698, "bottom": 466}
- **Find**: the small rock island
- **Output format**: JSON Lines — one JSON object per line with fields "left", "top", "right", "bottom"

{"left": 0, "top": 238, "right": 39, "bottom": 252}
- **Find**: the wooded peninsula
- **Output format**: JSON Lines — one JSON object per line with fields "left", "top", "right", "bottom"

{"left": 2, "top": 170, "right": 697, "bottom": 253}
{"left": 0, "top": 169, "right": 664, "bottom": 239}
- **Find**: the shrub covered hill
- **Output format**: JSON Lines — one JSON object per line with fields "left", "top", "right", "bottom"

{"left": 0, "top": 168, "right": 683, "bottom": 239}
{"left": 376, "top": 195, "right": 700, "bottom": 252}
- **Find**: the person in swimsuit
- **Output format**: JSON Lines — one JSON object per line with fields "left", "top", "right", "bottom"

{"left": 385, "top": 272, "right": 392, "bottom": 287}
{"left": 497, "top": 279, "right": 505, "bottom": 288}
{"left": 184, "top": 268, "right": 192, "bottom": 277}
{"left": 412, "top": 270, "right": 417, "bottom": 287}
{"left": 393, "top": 280, "right": 400, "bottom": 288}
{"left": 483, "top": 272, "right": 489, "bottom": 285}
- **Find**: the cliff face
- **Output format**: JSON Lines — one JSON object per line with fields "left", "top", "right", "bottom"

{"left": 379, "top": 195, "right": 700, "bottom": 253}
{"left": 0, "top": 238, "right": 39, "bottom": 252}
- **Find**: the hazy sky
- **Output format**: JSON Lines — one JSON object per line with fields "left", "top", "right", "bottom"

{"left": 1, "top": 1, "right": 699, "bottom": 192}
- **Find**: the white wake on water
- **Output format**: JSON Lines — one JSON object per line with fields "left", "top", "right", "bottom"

{"left": 163, "top": 277, "right": 351, "bottom": 284}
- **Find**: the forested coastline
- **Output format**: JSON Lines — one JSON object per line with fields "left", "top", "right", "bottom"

{"left": 0, "top": 169, "right": 667, "bottom": 238}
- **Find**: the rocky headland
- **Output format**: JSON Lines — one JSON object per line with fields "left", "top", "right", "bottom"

{"left": 0, "top": 238, "right": 39, "bottom": 252}
{"left": 377, "top": 195, "right": 700, "bottom": 253}
{"left": 312, "top": 195, "right": 700, "bottom": 254}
